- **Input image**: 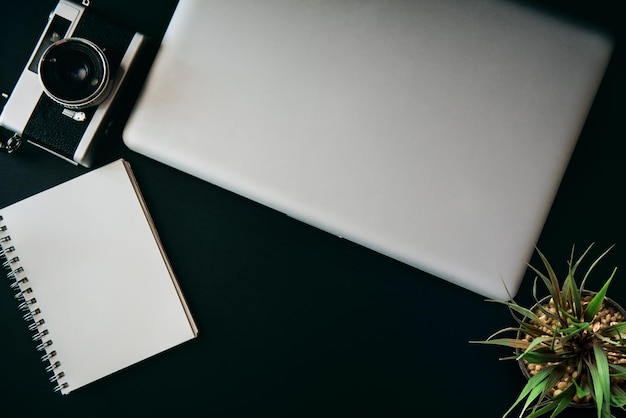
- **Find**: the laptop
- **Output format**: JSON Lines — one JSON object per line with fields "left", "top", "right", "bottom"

{"left": 123, "top": 0, "right": 613, "bottom": 300}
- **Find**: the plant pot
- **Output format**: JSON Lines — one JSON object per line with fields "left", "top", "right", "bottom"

{"left": 516, "top": 291, "right": 626, "bottom": 410}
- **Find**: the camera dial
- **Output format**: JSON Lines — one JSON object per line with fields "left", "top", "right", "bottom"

{"left": 39, "top": 37, "right": 110, "bottom": 110}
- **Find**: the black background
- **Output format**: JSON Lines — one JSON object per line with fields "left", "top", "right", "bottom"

{"left": 0, "top": 1, "right": 625, "bottom": 417}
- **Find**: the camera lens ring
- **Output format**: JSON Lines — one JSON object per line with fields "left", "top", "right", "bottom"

{"left": 39, "top": 37, "right": 110, "bottom": 110}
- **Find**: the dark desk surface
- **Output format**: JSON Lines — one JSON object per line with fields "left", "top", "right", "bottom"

{"left": 1, "top": 1, "right": 624, "bottom": 417}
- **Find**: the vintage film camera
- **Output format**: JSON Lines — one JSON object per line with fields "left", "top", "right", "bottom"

{"left": 0, "top": 0, "right": 144, "bottom": 167}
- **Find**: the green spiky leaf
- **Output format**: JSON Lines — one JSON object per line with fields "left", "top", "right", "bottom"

{"left": 520, "top": 349, "right": 572, "bottom": 364}
{"left": 529, "top": 248, "right": 561, "bottom": 303}
{"left": 516, "top": 336, "right": 553, "bottom": 360}
{"left": 585, "top": 268, "right": 616, "bottom": 322}
{"left": 609, "top": 363, "right": 626, "bottom": 378}
{"left": 502, "top": 365, "right": 560, "bottom": 418}
{"left": 600, "top": 322, "right": 626, "bottom": 338}
{"left": 469, "top": 337, "right": 530, "bottom": 350}
{"left": 573, "top": 378, "right": 591, "bottom": 399}
{"left": 485, "top": 299, "right": 540, "bottom": 323}
{"left": 610, "top": 384, "right": 626, "bottom": 408}
{"left": 563, "top": 244, "right": 590, "bottom": 317}
{"left": 548, "top": 385, "right": 576, "bottom": 418}
{"left": 524, "top": 402, "right": 558, "bottom": 418}
{"left": 580, "top": 244, "right": 614, "bottom": 292}
{"left": 587, "top": 341, "right": 612, "bottom": 418}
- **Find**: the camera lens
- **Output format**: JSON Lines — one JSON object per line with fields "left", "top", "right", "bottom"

{"left": 39, "top": 38, "right": 110, "bottom": 109}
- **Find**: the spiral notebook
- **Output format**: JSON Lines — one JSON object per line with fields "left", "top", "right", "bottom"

{"left": 0, "top": 159, "right": 198, "bottom": 394}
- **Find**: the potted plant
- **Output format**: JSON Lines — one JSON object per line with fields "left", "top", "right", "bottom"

{"left": 472, "top": 245, "right": 626, "bottom": 417}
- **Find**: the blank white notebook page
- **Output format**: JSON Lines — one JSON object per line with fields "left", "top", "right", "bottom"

{"left": 0, "top": 159, "right": 197, "bottom": 394}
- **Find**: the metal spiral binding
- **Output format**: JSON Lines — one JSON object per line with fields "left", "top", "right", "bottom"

{"left": 0, "top": 215, "right": 69, "bottom": 393}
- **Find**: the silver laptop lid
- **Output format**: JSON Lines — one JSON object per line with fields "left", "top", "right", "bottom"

{"left": 124, "top": 0, "right": 613, "bottom": 299}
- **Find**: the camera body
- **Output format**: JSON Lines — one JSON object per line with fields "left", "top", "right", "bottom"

{"left": 0, "top": 0, "right": 144, "bottom": 167}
